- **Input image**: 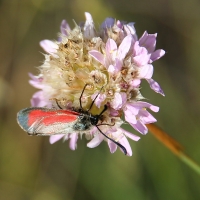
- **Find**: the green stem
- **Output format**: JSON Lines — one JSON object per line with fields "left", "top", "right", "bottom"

{"left": 179, "top": 153, "right": 200, "bottom": 174}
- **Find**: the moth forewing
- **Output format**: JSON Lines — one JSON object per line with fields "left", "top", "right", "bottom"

{"left": 17, "top": 107, "right": 79, "bottom": 136}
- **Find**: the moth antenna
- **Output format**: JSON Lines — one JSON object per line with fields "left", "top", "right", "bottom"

{"left": 98, "top": 105, "right": 107, "bottom": 116}
{"left": 87, "top": 86, "right": 104, "bottom": 112}
{"left": 55, "top": 99, "right": 63, "bottom": 109}
{"left": 79, "top": 84, "right": 88, "bottom": 110}
{"left": 96, "top": 126, "right": 127, "bottom": 155}
{"left": 79, "top": 84, "right": 105, "bottom": 112}
{"left": 96, "top": 105, "right": 115, "bottom": 126}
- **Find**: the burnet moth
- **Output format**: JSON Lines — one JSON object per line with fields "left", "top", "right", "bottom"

{"left": 17, "top": 84, "right": 127, "bottom": 155}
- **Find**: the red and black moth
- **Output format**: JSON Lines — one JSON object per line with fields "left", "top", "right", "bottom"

{"left": 17, "top": 84, "right": 127, "bottom": 155}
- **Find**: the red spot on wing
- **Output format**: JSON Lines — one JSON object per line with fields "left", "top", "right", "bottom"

{"left": 28, "top": 109, "right": 79, "bottom": 126}
{"left": 42, "top": 114, "right": 77, "bottom": 125}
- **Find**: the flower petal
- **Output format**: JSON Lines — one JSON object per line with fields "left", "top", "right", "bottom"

{"left": 111, "top": 92, "right": 127, "bottom": 110}
{"left": 60, "top": 20, "right": 71, "bottom": 36}
{"left": 124, "top": 23, "right": 137, "bottom": 40}
{"left": 106, "top": 39, "right": 117, "bottom": 64}
{"left": 109, "top": 108, "right": 120, "bottom": 117}
{"left": 139, "top": 110, "right": 157, "bottom": 124}
{"left": 133, "top": 54, "right": 151, "bottom": 66}
{"left": 49, "top": 134, "right": 65, "bottom": 144}
{"left": 132, "top": 42, "right": 151, "bottom": 66}
{"left": 69, "top": 132, "right": 78, "bottom": 150}
{"left": 83, "top": 12, "right": 96, "bottom": 39}
{"left": 119, "top": 128, "right": 140, "bottom": 141}
{"left": 31, "top": 91, "right": 48, "bottom": 107}
{"left": 28, "top": 73, "right": 44, "bottom": 89}
{"left": 111, "top": 59, "right": 123, "bottom": 74}
{"left": 139, "top": 31, "right": 157, "bottom": 53}
{"left": 118, "top": 136, "right": 132, "bottom": 156}
{"left": 108, "top": 64, "right": 115, "bottom": 73}
{"left": 89, "top": 50, "right": 105, "bottom": 65}
{"left": 130, "top": 121, "right": 148, "bottom": 135}
{"left": 147, "top": 79, "right": 165, "bottom": 96}
{"left": 101, "top": 18, "right": 115, "bottom": 29}
{"left": 150, "top": 49, "right": 165, "bottom": 62}
{"left": 124, "top": 109, "right": 137, "bottom": 124}
{"left": 108, "top": 140, "right": 117, "bottom": 153}
{"left": 87, "top": 134, "right": 104, "bottom": 148}
{"left": 117, "top": 35, "right": 132, "bottom": 61}
{"left": 129, "top": 79, "right": 141, "bottom": 87}
{"left": 138, "top": 64, "right": 153, "bottom": 79}
{"left": 125, "top": 103, "right": 140, "bottom": 115}
{"left": 39, "top": 40, "right": 58, "bottom": 54}
{"left": 128, "top": 101, "right": 159, "bottom": 112}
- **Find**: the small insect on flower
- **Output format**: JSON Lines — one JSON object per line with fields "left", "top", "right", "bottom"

{"left": 17, "top": 84, "right": 127, "bottom": 155}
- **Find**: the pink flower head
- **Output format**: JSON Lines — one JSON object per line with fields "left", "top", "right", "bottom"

{"left": 26, "top": 12, "right": 165, "bottom": 156}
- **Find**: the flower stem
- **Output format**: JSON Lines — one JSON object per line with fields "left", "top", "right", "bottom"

{"left": 147, "top": 123, "right": 200, "bottom": 175}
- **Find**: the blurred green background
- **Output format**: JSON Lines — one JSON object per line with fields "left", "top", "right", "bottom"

{"left": 1, "top": 0, "right": 200, "bottom": 199}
